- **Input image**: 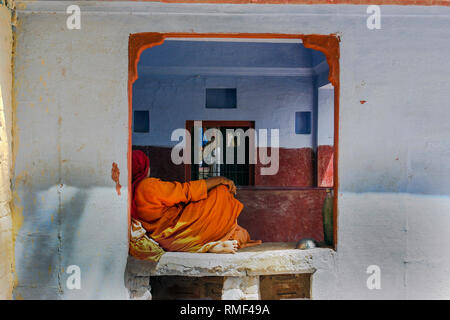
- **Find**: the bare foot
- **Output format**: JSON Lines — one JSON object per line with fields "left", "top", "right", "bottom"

{"left": 208, "top": 240, "right": 238, "bottom": 254}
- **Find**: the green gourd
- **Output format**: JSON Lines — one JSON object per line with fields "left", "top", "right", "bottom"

{"left": 322, "top": 189, "right": 334, "bottom": 246}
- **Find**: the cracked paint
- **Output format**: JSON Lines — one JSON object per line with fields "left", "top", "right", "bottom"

{"left": 111, "top": 162, "right": 122, "bottom": 196}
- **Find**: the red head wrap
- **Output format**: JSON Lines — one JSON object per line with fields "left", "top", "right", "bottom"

{"left": 131, "top": 150, "right": 150, "bottom": 219}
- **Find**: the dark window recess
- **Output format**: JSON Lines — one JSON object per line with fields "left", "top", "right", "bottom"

{"left": 295, "top": 111, "right": 311, "bottom": 134}
{"left": 191, "top": 126, "right": 250, "bottom": 186}
{"left": 151, "top": 276, "right": 223, "bottom": 300}
{"left": 134, "top": 110, "right": 149, "bottom": 133}
{"left": 260, "top": 274, "right": 311, "bottom": 300}
{"left": 205, "top": 88, "right": 237, "bottom": 109}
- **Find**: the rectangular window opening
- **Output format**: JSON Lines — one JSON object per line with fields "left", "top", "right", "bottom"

{"left": 295, "top": 111, "right": 311, "bottom": 135}
{"left": 130, "top": 35, "right": 339, "bottom": 253}
{"left": 205, "top": 88, "right": 237, "bottom": 109}
{"left": 134, "top": 110, "right": 149, "bottom": 133}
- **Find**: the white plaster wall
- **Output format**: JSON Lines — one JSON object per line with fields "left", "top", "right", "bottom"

{"left": 13, "top": 2, "right": 450, "bottom": 299}
{"left": 335, "top": 193, "right": 450, "bottom": 299}
{"left": 13, "top": 4, "right": 130, "bottom": 299}
{"left": 0, "top": 4, "right": 14, "bottom": 300}
{"left": 133, "top": 75, "right": 314, "bottom": 148}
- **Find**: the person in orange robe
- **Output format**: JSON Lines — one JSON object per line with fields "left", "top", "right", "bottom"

{"left": 131, "top": 150, "right": 261, "bottom": 254}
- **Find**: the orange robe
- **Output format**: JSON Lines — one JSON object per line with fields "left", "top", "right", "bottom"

{"left": 135, "top": 178, "right": 261, "bottom": 252}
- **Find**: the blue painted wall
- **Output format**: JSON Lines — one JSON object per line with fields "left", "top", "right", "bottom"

{"left": 139, "top": 40, "right": 317, "bottom": 68}
{"left": 133, "top": 75, "right": 316, "bottom": 148}
{"left": 133, "top": 40, "right": 328, "bottom": 149}
{"left": 318, "top": 84, "right": 334, "bottom": 146}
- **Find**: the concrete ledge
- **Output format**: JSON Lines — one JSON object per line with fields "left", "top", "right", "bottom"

{"left": 127, "top": 247, "right": 336, "bottom": 277}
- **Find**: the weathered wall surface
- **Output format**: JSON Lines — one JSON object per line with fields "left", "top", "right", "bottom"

{"left": 0, "top": 3, "right": 14, "bottom": 300}
{"left": 13, "top": 2, "right": 130, "bottom": 299}
{"left": 13, "top": 2, "right": 450, "bottom": 299}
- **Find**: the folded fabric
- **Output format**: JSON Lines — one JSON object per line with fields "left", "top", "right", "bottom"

{"left": 129, "top": 219, "right": 165, "bottom": 262}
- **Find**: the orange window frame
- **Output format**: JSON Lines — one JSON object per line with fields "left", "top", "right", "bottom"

{"left": 128, "top": 32, "right": 340, "bottom": 249}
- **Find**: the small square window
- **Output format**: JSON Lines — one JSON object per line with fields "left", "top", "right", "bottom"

{"left": 134, "top": 110, "right": 149, "bottom": 133}
{"left": 206, "top": 88, "right": 237, "bottom": 109}
{"left": 295, "top": 111, "right": 311, "bottom": 134}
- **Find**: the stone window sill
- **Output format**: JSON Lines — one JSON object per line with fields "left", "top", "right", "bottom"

{"left": 127, "top": 242, "right": 335, "bottom": 277}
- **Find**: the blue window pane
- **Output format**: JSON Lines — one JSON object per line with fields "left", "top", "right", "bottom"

{"left": 295, "top": 111, "right": 311, "bottom": 134}
{"left": 206, "top": 88, "right": 237, "bottom": 109}
{"left": 134, "top": 110, "right": 149, "bottom": 133}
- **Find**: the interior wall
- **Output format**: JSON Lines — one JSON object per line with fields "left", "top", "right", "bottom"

{"left": 133, "top": 60, "right": 325, "bottom": 240}
{"left": 133, "top": 74, "right": 316, "bottom": 186}
{"left": 138, "top": 40, "right": 317, "bottom": 71}
{"left": 318, "top": 84, "right": 334, "bottom": 147}
{"left": 13, "top": 3, "right": 130, "bottom": 299}
{"left": 317, "top": 84, "right": 334, "bottom": 187}
{"left": 0, "top": 4, "right": 14, "bottom": 300}
{"left": 132, "top": 40, "right": 324, "bottom": 187}
{"left": 237, "top": 189, "right": 326, "bottom": 242}
{"left": 133, "top": 75, "right": 316, "bottom": 148}
{"left": 12, "top": 2, "right": 450, "bottom": 299}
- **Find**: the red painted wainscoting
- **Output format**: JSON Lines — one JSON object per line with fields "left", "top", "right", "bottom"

{"left": 237, "top": 188, "right": 327, "bottom": 242}
{"left": 317, "top": 145, "right": 334, "bottom": 188}
{"left": 255, "top": 147, "right": 314, "bottom": 187}
{"left": 136, "top": 146, "right": 318, "bottom": 187}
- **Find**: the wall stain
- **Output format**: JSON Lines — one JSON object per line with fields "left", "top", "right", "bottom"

{"left": 8, "top": 6, "right": 20, "bottom": 294}
{"left": 10, "top": 187, "right": 23, "bottom": 289}
{"left": 111, "top": 162, "right": 122, "bottom": 196}
{"left": 76, "top": 144, "right": 85, "bottom": 152}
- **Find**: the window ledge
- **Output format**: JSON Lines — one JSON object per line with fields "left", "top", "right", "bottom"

{"left": 237, "top": 186, "right": 332, "bottom": 191}
{"left": 127, "top": 245, "right": 336, "bottom": 277}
